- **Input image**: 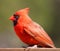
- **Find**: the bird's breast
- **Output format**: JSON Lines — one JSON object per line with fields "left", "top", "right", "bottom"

{"left": 14, "top": 24, "right": 39, "bottom": 45}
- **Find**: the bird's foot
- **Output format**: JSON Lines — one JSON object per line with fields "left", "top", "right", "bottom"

{"left": 24, "top": 45, "right": 37, "bottom": 51}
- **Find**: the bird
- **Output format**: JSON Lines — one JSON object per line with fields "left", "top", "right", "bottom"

{"left": 9, "top": 8, "right": 55, "bottom": 48}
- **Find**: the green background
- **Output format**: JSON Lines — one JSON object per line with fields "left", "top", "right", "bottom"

{"left": 0, "top": 0, "right": 60, "bottom": 48}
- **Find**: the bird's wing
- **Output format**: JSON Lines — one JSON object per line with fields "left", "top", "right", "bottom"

{"left": 23, "top": 21, "right": 55, "bottom": 48}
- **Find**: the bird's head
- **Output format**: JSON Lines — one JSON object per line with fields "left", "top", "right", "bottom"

{"left": 9, "top": 8, "right": 30, "bottom": 26}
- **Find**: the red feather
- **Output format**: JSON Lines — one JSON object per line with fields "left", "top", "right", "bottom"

{"left": 9, "top": 8, "right": 55, "bottom": 48}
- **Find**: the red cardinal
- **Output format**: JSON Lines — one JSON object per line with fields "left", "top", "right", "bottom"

{"left": 9, "top": 8, "right": 55, "bottom": 48}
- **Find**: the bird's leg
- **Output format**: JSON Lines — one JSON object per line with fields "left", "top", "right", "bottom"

{"left": 24, "top": 45, "right": 37, "bottom": 51}
{"left": 28, "top": 45, "right": 38, "bottom": 48}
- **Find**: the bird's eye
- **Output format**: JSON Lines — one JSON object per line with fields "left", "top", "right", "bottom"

{"left": 13, "top": 14, "right": 19, "bottom": 20}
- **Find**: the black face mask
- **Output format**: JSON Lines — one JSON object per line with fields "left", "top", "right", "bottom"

{"left": 13, "top": 14, "right": 19, "bottom": 26}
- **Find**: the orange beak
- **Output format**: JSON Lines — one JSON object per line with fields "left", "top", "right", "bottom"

{"left": 9, "top": 16, "right": 15, "bottom": 21}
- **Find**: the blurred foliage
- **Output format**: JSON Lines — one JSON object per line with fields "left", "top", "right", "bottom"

{"left": 0, "top": 0, "right": 60, "bottom": 48}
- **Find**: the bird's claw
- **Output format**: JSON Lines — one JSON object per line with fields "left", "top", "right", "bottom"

{"left": 24, "top": 45, "right": 37, "bottom": 51}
